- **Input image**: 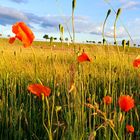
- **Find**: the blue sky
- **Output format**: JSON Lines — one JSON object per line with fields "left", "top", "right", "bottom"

{"left": 0, "top": 0, "right": 140, "bottom": 44}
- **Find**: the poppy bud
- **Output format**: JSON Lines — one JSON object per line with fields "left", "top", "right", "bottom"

{"left": 126, "top": 125, "right": 134, "bottom": 133}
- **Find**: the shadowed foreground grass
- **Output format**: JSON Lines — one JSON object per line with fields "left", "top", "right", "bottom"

{"left": 0, "top": 38, "right": 140, "bottom": 140}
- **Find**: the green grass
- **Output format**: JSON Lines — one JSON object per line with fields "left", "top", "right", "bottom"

{"left": 0, "top": 38, "right": 140, "bottom": 140}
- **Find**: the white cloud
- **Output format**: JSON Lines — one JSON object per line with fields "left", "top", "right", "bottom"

{"left": 123, "top": 1, "right": 140, "bottom": 9}
{"left": 0, "top": 5, "right": 139, "bottom": 41}
{"left": 10, "top": 0, "right": 28, "bottom": 3}
{"left": 126, "top": 18, "right": 140, "bottom": 37}
{"left": 119, "top": 0, "right": 140, "bottom": 9}
{"left": 105, "top": 26, "right": 126, "bottom": 38}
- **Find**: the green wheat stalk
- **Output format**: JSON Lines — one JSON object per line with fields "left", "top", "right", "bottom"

{"left": 114, "top": 8, "right": 121, "bottom": 45}
{"left": 104, "top": 0, "right": 134, "bottom": 45}
{"left": 72, "top": 0, "right": 76, "bottom": 43}
{"left": 102, "top": 9, "right": 111, "bottom": 45}
{"left": 55, "top": 0, "right": 73, "bottom": 42}
{"left": 59, "top": 24, "right": 64, "bottom": 47}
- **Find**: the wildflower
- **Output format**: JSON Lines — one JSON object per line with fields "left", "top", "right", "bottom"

{"left": 133, "top": 55, "right": 140, "bottom": 68}
{"left": 103, "top": 96, "right": 112, "bottom": 105}
{"left": 27, "top": 84, "right": 51, "bottom": 97}
{"left": 118, "top": 95, "right": 134, "bottom": 112}
{"left": 126, "top": 124, "right": 134, "bottom": 133}
{"left": 77, "top": 52, "right": 91, "bottom": 62}
{"left": 84, "top": 103, "right": 94, "bottom": 109}
{"left": 9, "top": 22, "right": 35, "bottom": 47}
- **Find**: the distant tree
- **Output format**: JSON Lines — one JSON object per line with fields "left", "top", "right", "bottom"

{"left": 59, "top": 37, "right": 63, "bottom": 42}
{"left": 126, "top": 40, "right": 130, "bottom": 47}
{"left": 7, "top": 34, "right": 10, "bottom": 38}
{"left": 54, "top": 37, "right": 57, "bottom": 41}
{"left": 98, "top": 41, "right": 102, "bottom": 44}
{"left": 103, "top": 38, "right": 106, "bottom": 45}
{"left": 92, "top": 41, "right": 96, "bottom": 44}
{"left": 133, "top": 44, "right": 136, "bottom": 47}
{"left": 65, "top": 37, "right": 69, "bottom": 46}
{"left": 50, "top": 37, "right": 54, "bottom": 45}
{"left": 0, "top": 34, "right": 2, "bottom": 37}
{"left": 114, "top": 41, "right": 117, "bottom": 45}
{"left": 65, "top": 37, "right": 68, "bottom": 42}
{"left": 138, "top": 45, "right": 140, "bottom": 47}
{"left": 43, "top": 34, "right": 49, "bottom": 41}
{"left": 122, "top": 39, "right": 126, "bottom": 49}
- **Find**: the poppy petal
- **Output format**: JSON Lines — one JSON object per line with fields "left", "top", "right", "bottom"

{"left": 19, "top": 22, "right": 35, "bottom": 44}
{"left": 28, "top": 84, "right": 51, "bottom": 97}
{"left": 77, "top": 52, "right": 91, "bottom": 62}
{"left": 126, "top": 125, "right": 134, "bottom": 133}
{"left": 9, "top": 37, "right": 16, "bottom": 44}
{"left": 10, "top": 22, "right": 35, "bottom": 47}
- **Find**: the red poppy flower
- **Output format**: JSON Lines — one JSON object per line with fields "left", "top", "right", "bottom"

{"left": 77, "top": 52, "right": 91, "bottom": 62}
{"left": 103, "top": 96, "right": 112, "bottom": 105}
{"left": 118, "top": 95, "right": 134, "bottom": 112}
{"left": 133, "top": 59, "right": 140, "bottom": 68}
{"left": 126, "top": 125, "right": 134, "bottom": 133}
{"left": 133, "top": 55, "right": 140, "bottom": 68}
{"left": 27, "top": 84, "right": 51, "bottom": 97}
{"left": 9, "top": 22, "right": 35, "bottom": 47}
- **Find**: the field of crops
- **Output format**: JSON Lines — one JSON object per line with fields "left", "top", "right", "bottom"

{"left": 0, "top": 37, "right": 140, "bottom": 140}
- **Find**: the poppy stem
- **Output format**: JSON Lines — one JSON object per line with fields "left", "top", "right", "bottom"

{"left": 42, "top": 96, "right": 50, "bottom": 138}
{"left": 46, "top": 97, "right": 53, "bottom": 140}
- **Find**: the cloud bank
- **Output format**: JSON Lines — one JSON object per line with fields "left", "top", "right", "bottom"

{"left": 119, "top": 0, "right": 140, "bottom": 9}
{"left": 0, "top": 5, "right": 139, "bottom": 39}
{"left": 10, "top": 0, "right": 28, "bottom": 3}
